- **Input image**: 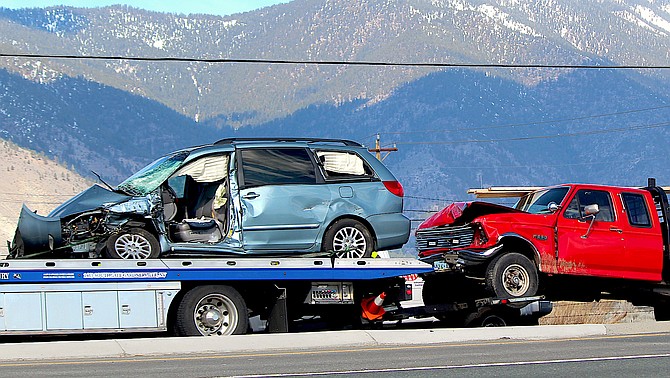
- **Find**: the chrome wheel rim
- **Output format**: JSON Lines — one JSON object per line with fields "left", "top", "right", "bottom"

{"left": 333, "top": 226, "right": 367, "bottom": 258}
{"left": 501, "top": 263, "right": 530, "bottom": 296}
{"left": 114, "top": 233, "right": 152, "bottom": 259}
{"left": 193, "top": 294, "right": 238, "bottom": 336}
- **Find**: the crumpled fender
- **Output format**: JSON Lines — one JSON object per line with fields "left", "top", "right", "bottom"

{"left": 418, "top": 201, "right": 524, "bottom": 229}
{"left": 15, "top": 204, "right": 63, "bottom": 253}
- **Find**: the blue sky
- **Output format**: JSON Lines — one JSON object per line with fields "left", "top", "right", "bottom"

{"left": 0, "top": 1, "right": 292, "bottom": 17}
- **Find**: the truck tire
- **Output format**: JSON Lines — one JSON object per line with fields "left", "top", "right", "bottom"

{"left": 464, "top": 308, "right": 508, "bottom": 327}
{"left": 175, "top": 285, "right": 249, "bottom": 336}
{"left": 653, "top": 300, "right": 670, "bottom": 321}
{"left": 422, "top": 275, "right": 477, "bottom": 327}
{"left": 485, "top": 252, "right": 538, "bottom": 299}
{"left": 323, "top": 219, "right": 374, "bottom": 258}
{"left": 105, "top": 228, "right": 160, "bottom": 259}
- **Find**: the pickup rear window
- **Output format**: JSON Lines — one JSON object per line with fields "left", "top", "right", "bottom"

{"left": 621, "top": 192, "right": 652, "bottom": 227}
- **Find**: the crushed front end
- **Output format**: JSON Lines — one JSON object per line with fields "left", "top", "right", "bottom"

{"left": 416, "top": 201, "right": 521, "bottom": 271}
{"left": 8, "top": 185, "right": 160, "bottom": 258}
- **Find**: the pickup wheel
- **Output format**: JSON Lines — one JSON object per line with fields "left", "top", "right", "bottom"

{"left": 175, "top": 285, "right": 249, "bottom": 336}
{"left": 485, "top": 252, "right": 538, "bottom": 299}
{"left": 323, "top": 219, "right": 374, "bottom": 258}
{"left": 105, "top": 228, "right": 160, "bottom": 259}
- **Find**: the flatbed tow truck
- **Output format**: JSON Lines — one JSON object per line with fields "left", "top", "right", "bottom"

{"left": 0, "top": 255, "right": 551, "bottom": 336}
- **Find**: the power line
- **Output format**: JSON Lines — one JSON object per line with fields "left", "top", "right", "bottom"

{"left": 444, "top": 156, "right": 663, "bottom": 169}
{"left": 2, "top": 52, "right": 670, "bottom": 70}
{"left": 380, "top": 104, "right": 670, "bottom": 136}
{"left": 0, "top": 192, "right": 78, "bottom": 197}
{"left": 395, "top": 120, "right": 670, "bottom": 145}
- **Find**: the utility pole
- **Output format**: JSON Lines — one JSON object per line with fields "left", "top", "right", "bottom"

{"left": 368, "top": 134, "right": 398, "bottom": 161}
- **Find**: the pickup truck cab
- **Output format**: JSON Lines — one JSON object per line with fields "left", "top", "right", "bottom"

{"left": 416, "top": 180, "right": 670, "bottom": 304}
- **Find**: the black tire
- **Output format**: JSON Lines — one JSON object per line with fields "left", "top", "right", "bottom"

{"left": 175, "top": 285, "right": 249, "bottom": 336}
{"left": 422, "top": 275, "right": 478, "bottom": 327}
{"left": 323, "top": 219, "right": 374, "bottom": 258}
{"left": 464, "top": 308, "right": 508, "bottom": 327}
{"left": 653, "top": 300, "right": 670, "bottom": 321}
{"left": 485, "top": 252, "right": 539, "bottom": 299}
{"left": 104, "top": 227, "right": 160, "bottom": 259}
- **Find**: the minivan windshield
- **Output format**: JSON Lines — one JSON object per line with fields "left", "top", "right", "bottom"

{"left": 515, "top": 186, "right": 570, "bottom": 214}
{"left": 117, "top": 151, "right": 189, "bottom": 196}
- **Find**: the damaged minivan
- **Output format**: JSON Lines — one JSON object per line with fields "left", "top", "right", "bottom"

{"left": 9, "top": 138, "right": 410, "bottom": 259}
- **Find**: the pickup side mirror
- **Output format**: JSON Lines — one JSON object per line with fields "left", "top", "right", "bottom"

{"left": 547, "top": 202, "right": 560, "bottom": 213}
{"left": 581, "top": 204, "right": 600, "bottom": 239}
{"left": 584, "top": 204, "right": 600, "bottom": 216}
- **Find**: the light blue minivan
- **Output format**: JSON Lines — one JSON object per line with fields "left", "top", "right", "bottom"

{"left": 11, "top": 138, "right": 411, "bottom": 259}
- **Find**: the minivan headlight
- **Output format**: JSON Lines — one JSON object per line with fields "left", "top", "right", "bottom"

{"left": 106, "top": 198, "right": 151, "bottom": 215}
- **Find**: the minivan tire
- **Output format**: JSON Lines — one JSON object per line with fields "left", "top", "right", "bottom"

{"left": 323, "top": 219, "right": 374, "bottom": 258}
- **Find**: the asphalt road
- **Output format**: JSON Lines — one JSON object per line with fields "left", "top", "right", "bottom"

{"left": 2, "top": 332, "right": 668, "bottom": 377}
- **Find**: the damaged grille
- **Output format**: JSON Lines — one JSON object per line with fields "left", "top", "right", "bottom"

{"left": 415, "top": 225, "right": 475, "bottom": 252}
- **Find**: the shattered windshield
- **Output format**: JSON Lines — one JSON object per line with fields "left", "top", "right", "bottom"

{"left": 515, "top": 186, "right": 570, "bottom": 214}
{"left": 117, "top": 151, "right": 189, "bottom": 196}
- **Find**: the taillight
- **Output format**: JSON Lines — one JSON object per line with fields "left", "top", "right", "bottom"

{"left": 383, "top": 181, "right": 404, "bottom": 197}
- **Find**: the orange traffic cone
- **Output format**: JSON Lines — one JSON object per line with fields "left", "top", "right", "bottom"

{"left": 361, "top": 292, "right": 386, "bottom": 320}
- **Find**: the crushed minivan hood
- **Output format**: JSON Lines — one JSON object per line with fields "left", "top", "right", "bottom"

{"left": 49, "top": 184, "right": 131, "bottom": 218}
{"left": 418, "top": 201, "right": 524, "bottom": 229}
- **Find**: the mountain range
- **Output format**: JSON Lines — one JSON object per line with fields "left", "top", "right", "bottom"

{"left": 2, "top": 0, "right": 670, "bottom": 247}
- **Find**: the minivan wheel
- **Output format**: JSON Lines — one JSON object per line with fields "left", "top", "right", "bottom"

{"left": 324, "top": 219, "right": 373, "bottom": 258}
{"left": 105, "top": 227, "right": 160, "bottom": 259}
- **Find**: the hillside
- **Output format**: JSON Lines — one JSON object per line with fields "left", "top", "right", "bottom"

{"left": 0, "top": 139, "right": 91, "bottom": 256}
{"left": 1, "top": 0, "right": 670, "bottom": 125}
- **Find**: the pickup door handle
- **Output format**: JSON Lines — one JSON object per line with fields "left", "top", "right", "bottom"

{"left": 243, "top": 192, "right": 260, "bottom": 200}
{"left": 609, "top": 227, "right": 623, "bottom": 234}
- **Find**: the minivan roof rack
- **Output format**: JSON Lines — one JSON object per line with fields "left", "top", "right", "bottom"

{"left": 213, "top": 138, "right": 363, "bottom": 147}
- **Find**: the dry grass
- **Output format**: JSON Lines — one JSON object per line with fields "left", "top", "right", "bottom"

{"left": 0, "top": 139, "right": 91, "bottom": 256}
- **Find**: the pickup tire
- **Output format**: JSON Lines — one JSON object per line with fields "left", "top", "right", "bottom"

{"left": 175, "top": 285, "right": 249, "bottom": 336}
{"left": 485, "top": 252, "right": 538, "bottom": 299}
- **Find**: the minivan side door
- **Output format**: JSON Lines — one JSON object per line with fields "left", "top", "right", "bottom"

{"left": 237, "top": 148, "right": 331, "bottom": 251}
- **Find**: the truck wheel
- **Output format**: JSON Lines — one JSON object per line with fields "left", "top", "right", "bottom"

{"left": 323, "top": 219, "right": 373, "bottom": 258}
{"left": 175, "top": 285, "right": 249, "bottom": 336}
{"left": 422, "top": 275, "right": 475, "bottom": 327}
{"left": 485, "top": 252, "right": 538, "bottom": 299}
{"left": 653, "top": 300, "right": 670, "bottom": 321}
{"left": 105, "top": 228, "right": 160, "bottom": 259}
{"left": 464, "top": 308, "right": 508, "bottom": 327}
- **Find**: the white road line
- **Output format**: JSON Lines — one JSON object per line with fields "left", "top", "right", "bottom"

{"left": 224, "top": 353, "right": 670, "bottom": 377}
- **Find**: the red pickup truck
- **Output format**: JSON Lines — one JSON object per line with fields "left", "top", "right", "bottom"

{"left": 416, "top": 179, "right": 670, "bottom": 316}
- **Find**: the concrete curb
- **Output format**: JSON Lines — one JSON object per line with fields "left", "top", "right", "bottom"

{"left": 0, "top": 322, "right": 668, "bottom": 362}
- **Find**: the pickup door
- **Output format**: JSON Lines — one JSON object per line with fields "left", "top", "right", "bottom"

{"left": 555, "top": 187, "right": 663, "bottom": 281}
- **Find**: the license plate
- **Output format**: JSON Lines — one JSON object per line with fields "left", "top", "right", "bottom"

{"left": 433, "top": 260, "right": 449, "bottom": 271}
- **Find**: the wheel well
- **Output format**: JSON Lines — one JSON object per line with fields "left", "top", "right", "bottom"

{"left": 499, "top": 236, "right": 540, "bottom": 267}
{"left": 322, "top": 215, "right": 377, "bottom": 249}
